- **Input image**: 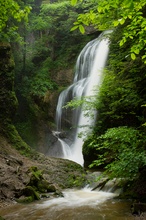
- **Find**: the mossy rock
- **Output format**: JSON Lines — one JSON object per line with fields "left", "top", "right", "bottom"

{"left": 16, "top": 195, "right": 34, "bottom": 203}
{"left": 27, "top": 166, "right": 45, "bottom": 187}
{"left": 0, "top": 216, "right": 5, "bottom": 220}
{"left": 37, "top": 180, "right": 50, "bottom": 193}
{"left": 23, "top": 186, "right": 40, "bottom": 201}
{"left": 46, "top": 184, "right": 58, "bottom": 192}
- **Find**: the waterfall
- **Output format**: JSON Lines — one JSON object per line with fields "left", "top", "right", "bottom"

{"left": 48, "top": 33, "right": 110, "bottom": 165}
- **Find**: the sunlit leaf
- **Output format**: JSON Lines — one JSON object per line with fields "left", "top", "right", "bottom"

{"left": 70, "top": 25, "right": 79, "bottom": 31}
{"left": 113, "top": 20, "right": 119, "bottom": 26}
{"left": 97, "top": 6, "right": 102, "bottom": 13}
{"left": 79, "top": 24, "right": 85, "bottom": 34}
{"left": 131, "top": 53, "right": 136, "bottom": 60}
{"left": 71, "top": 0, "right": 77, "bottom": 6}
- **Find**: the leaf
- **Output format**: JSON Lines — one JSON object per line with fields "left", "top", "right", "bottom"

{"left": 142, "top": 55, "right": 146, "bottom": 60}
{"left": 134, "top": 49, "right": 140, "bottom": 55}
{"left": 128, "top": 14, "right": 132, "bottom": 19}
{"left": 79, "top": 24, "right": 85, "bottom": 34}
{"left": 71, "top": 0, "right": 77, "bottom": 6}
{"left": 90, "top": 12, "right": 95, "bottom": 21}
{"left": 113, "top": 20, "right": 119, "bottom": 27}
{"left": 119, "top": 37, "right": 126, "bottom": 46}
{"left": 97, "top": 6, "right": 102, "bottom": 13}
{"left": 131, "top": 53, "right": 136, "bottom": 60}
{"left": 70, "top": 25, "right": 79, "bottom": 31}
{"left": 120, "top": 19, "right": 125, "bottom": 25}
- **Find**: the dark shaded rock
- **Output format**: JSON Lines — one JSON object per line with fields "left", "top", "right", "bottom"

{"left": 82, "top": 139, "right": 99, "bottom": 169}
{"left": 0, "top": 43, "right": 18, "bottom": 123}
{"left": 131, "top": 203, "right": 146, "bottom": 215}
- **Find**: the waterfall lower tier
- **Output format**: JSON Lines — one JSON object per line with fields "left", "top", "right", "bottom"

{"left": 48, "top": 32, "right": 110, "bottom": 165}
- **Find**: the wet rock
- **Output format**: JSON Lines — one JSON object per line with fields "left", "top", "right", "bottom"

{"left": 56, "top": 131, "right": 67, "bottom": 139}
{"left": 91, "top": 178, "right": 109, "bottom": 191}
{"left": 46, "top": 183, "right": 58, "bottom": 192}
{"left": 55, "top": 189, "right": 64, "bottom": 197}
{"left": 131, "top": 203, "right": 146, "bottom": 215}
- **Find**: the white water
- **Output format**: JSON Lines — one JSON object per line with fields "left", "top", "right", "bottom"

{"left": 0, "top": 187, "right": 133, "bottom": 220}
{"left": 48, "top": 33, "right": 110, "bottom": 165}
{"left": 36, "top": 187, "right": 116, "bottom": 210}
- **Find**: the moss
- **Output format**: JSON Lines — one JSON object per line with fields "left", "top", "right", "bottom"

{"left": 28, "top": 166, "right": 43, "bottom": 187}
{"left": 16, "top": 185, "right": 40, "bottom": 203}
{"left": 0, "top": 43, "right": 32, "bottom": 156}
{"left": 0, "top": 43, "right": 18, "bottom": 122}
{"left": 37, "top": 181, "right": 48, "bottom": 193}
{"left": 0, "top": 122, "right": 32, "bottom": 157}
{"left": 25, "top": 186, "right": 40, "bottom": 200}
{"left": 16, "top": 195, "right": 34, "bottom": 203}
{"left": 27, "top": 166, "right": 55, "bottom": 194}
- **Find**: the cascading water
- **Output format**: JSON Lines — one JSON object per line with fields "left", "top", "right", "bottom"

{"left": 48, "top": 33, "right": 110, "bottom": 165}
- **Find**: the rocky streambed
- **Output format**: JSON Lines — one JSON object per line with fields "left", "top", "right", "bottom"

{"left": 0, "top": 135, "right": 86, "bottom": 208}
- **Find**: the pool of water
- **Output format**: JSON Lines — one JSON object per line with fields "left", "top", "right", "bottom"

{"left": 0, "top": 188, "right": 134, "bottom": 220}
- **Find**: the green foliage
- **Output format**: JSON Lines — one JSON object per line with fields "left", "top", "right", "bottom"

{"left": 0, "top": 0, "right": 31, "bottom": 41}
{"left": 94, "top": 71, "right": 142, "bottom": 132}
{"left": 64, "top": 95, "right": 98, "bottom": 116}
{"left": 89, "top": 127, "right": 146, "bottom": 181}
{"left": 23, "top": 73, "right": 57, "bottom": 99}
{"left": 71, "top": 0, "right": 146, "bottom": 63}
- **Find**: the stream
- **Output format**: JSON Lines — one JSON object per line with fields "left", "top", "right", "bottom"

{"left": 0, "top": 187, "right": 135, "bottom": 220}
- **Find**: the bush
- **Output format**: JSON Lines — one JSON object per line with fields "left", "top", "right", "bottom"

{"left": 89, "top": 126, "right": 146, "bottom": 181}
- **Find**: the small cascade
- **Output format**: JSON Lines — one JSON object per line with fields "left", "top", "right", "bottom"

{"left": 48, "top": 32, "right": 110, "bottom": 165}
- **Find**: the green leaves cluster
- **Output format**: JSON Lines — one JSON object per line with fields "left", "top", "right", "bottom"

{"left": 0, "top": 0, "right": 31, "bottom": 41}
{"left": 71, "top": 0, "right": 146, "bottom": 63}
{"left": 89, "top": 127, "right": 146, "bottom": 180}
{"left": 20, "top": 61, "right": 58, "bottom": 99}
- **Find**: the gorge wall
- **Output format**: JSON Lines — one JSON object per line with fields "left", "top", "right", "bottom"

{"left": 0, "top": 43, "right": 17, "bottom": 129}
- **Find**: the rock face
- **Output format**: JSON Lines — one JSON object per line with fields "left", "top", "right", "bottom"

{"left": 0, "top": 43, "right": 18, "bottom": 126}
{"left": 35, "top": 68, "right": 74, "bottom": 153}
{"left": 45, "top": 68, "right": 74, "bottom": 121}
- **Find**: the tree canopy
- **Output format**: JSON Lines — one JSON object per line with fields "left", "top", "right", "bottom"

{"left": 71, "top": 0, "right": 146, "bottom": 63}
{"left": 0, "top": 0, "right": 31, "bottom": 41}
